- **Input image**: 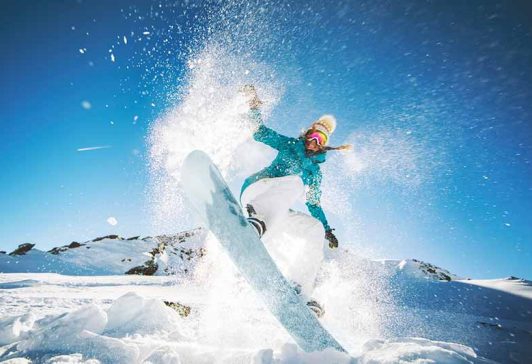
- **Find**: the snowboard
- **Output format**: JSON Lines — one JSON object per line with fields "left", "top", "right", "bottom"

{"left": 181, "top": 150, "right": 345, "bottom": 353}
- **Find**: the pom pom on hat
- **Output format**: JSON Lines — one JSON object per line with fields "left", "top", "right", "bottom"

{"left": 311, "top": 115, "right": 336, "bottom": 136}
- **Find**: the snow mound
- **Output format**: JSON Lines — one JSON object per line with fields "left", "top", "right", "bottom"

{"left": 0, "top": 279, "right": 41, "bottom": 289}
{"left": 153, "top": 340, "right": 489, "bottom": 364}
{"left": 104, "top": 292, "right": 184, "bottom": 336}
{"left": 7, "top": 304, "right": 140, "bottom": 363}
{"left": 0, "top": 313, "right": 36, "bottom": 346}
{"left": 250, "top": 339, "right": 489, "bottom": 363}
{"left": 0, "top": 292, "right": 187, "bottom": 364}
{"left": 357, "top": 337, "right": 486, "bottom": 363}
{"left": 0, "top": 359, "right": 32, "bottom": 364}
{"left": 43, "top": 354, "right": 101, "bottom": 363}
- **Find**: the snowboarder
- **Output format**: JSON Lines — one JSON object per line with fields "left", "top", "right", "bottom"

{"left": 239, "top": 85, "right": 351, "bottom": 317}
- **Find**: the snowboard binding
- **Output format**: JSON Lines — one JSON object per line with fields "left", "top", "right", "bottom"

{"left": 290, "top": 281, "right": 325, "bottom": 318}
{"left": 306, "top": 299, "right": 325, "bottom": 318}
{"left": 246, "top": 204, "right": 267, "bottom": 238}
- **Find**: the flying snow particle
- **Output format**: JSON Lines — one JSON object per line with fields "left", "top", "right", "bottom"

{"left": 111, "top": 53, "right": 115, "bottom": 62}
{"left": 133, "top": 115, "right": 139, "bottom": 124}
{"left": 79, "top": 48, "right": 86, "bottom": 54}
{"left": 107, "top": 217, "right": 118, "bottom": 226}
{"left": 123, "top": 35, "right": 128, "bottom": 44}
{"left": 81, "top": 100, "right": 92, "bottom": 109}
{"left": 504, "top": 223, "right": 511, "bottom": 227}
{"left": 143, "top": 31, "right": 150, "bottom": 35}
{"left": 77, "top": 146, "right": 111, "bottom": 152}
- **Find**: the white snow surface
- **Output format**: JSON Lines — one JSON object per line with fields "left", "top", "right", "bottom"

{"left": 0, "top": 231, "right": 530, "bottom": 363}
{"left": 0, "top": 274, "right": 494, "bottom": 364}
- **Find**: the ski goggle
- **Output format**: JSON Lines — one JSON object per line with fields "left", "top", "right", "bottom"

{"left": 306, "top": 130, "right": 328, "bottom": 146}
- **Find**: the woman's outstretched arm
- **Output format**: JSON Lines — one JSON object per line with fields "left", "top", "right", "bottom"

{"left": 249, "top": 108, "right": 294, "bottom": 149}
{"left": 243, "top": 85, "right": 293, "bottom": 149}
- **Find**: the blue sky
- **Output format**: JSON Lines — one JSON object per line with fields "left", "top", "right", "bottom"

{"left": 1, "top": 0, "right": 530, "bottom": 279}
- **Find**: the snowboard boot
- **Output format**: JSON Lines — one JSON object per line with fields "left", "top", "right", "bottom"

{"left": 306, "top": 299, "right": 325, "bottom": 318}
{"left": 290, "top": 280, "right": 325, "bottom": 318}
{"left": 246, "top": 204, "right": 267, "bottom": 238}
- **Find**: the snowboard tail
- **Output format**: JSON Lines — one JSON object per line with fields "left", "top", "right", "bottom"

{"left": 182, "top": 150, "right": 345, "bottom": 353}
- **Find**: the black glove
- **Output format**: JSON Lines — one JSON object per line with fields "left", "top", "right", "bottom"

{"left": 325, "top": 229, "right": 339, "bottom": 249}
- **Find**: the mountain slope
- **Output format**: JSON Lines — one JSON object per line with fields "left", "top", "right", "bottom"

{"left": 0, "top": 229, "right": 206, "bottom": 276}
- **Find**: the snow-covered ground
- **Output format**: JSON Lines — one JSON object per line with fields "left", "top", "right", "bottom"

{"left": 1, "top": 231, "right": 530, "bottom": 363}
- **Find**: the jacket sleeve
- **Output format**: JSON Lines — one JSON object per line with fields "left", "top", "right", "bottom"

{"left": 249, "top": 108, "right": 292, "bottom": 150}
{"left": 304, "top": 168, "right": 331, "bottom": 231}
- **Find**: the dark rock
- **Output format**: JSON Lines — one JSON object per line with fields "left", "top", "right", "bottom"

{"left": 125, "top": 261, "right": 158, "bottom": 276}
{"left": 0, "top": 251, "right": 6, "bottom": 254}
{"left": 48, "top": 247, "right": 63, "bottom": 255}
{"left": 9, "top": 243, "right": 35, "bottom": 256}
{"left": 413, "top": 259, "right": 456, "bottom": 281}
{"left": 127, "top": 236, "right": 140, "bottom": 240}
{"left": 92, "top": 234, "right": 121, "bottom": 242}
{"left": 477, "top": 321, "right": 503, "bottom": 329}
{"left": 49, "top": 241, "right": 84, "bottom": 255}
{"left": 125, "top": 240, "right": 168, "bottom": 276}
{"left": 164, "top": 300, "right": 191, "bottom": 317}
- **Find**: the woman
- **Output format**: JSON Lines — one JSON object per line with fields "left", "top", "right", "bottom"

{"left": 240, "top": 85, "right": 350, "bottom": 316}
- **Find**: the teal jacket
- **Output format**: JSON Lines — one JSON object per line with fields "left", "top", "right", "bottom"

{"left": 241, "top": 109, "right": 330, "bottom": 231}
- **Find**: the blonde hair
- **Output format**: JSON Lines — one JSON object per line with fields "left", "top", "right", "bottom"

{"left": 324, "top": 144, "right": 352, "bottom": 152}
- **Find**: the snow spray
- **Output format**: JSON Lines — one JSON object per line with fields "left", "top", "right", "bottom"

{"left": 144, "top": 0, "right": 438, "bottom": 354}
